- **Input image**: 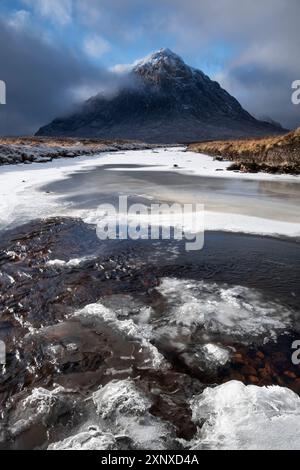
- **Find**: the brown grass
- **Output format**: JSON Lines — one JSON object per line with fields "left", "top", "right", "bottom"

{"left": 189, "top": 128, "right": 300, "bottom": 174}
{"left": 0, "top": 136, "right": 138, "bottom": 149}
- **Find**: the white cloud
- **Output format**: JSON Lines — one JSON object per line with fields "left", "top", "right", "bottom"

{"left": 83, "top": 35, "right": 111, "bottom": 59}
{"left": 8, "top": 10, "right": 31, "bottom": 30}
{"left": 23, "top": 0, "right": 73, "bottom": 26}
{"left": 110, "top": 63, "right": 133, "bottom": 74}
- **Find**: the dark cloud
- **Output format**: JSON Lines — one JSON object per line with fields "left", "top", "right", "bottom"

{"left": 75, "top": 0, "right": 300, "bottom": 129}
{"left": 218, "top": 63, "right": 299, "bottom": 129}
{"left": 0, "top": 0, "right": 299, "bottom": 134}
{"left": 0, "top": 17, "right": 121, "bottom": 135}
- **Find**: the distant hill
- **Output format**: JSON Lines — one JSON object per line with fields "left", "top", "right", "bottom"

{"left": 37, "top": 48, "right": 285, "bottom": 143}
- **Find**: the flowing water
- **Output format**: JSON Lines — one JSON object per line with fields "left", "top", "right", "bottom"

{"left": 0, "top": 149, "right": 300, "bottom": 450}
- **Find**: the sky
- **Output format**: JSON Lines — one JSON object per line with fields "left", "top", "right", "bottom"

{"left": 0, "top": 0, "right": 299, "bottom": 135}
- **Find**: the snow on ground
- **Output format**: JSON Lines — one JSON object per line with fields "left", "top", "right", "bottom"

{"left": 0, "top": 152, "right": 110, "bottom": 229}
{"left": 205, "top": 211, "right": 300, "bottom": 237}
{"left": 190, "top": 381, "right": 300, "bottom": 450}
{"left": 0, "top": 147, "right": 299, "bottom": 236}
{"left": 103, "top": 147, "right": 300, "bottom": 182}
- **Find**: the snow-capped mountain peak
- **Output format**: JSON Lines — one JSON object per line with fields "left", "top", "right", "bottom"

{"left": 134, "top": 48, "right": 184, "bottom": 68}
{"left": 37, "top": 48, "right": 283, "bottom": 143}
{"left": 133, "top": 48, "right": 196, "bottom": 84}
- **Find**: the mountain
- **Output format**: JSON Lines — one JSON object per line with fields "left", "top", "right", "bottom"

{"left": 36, "top": 48, "right": 284, "bottom": 143}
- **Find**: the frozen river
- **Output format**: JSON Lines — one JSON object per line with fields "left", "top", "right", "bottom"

{"left": 0, "top": 147, "right": 300, "bottom": 450}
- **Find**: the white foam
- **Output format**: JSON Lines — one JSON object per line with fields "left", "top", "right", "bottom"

{"left": 190, "top": 381, "right": 300, "bottom": 450}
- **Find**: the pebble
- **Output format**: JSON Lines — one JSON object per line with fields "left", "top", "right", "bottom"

{"left": 232, "top": 353, "right": 245, "bottom": 365}
{"left": 230, "top": 371, "right": 245, "bottom": 382}
{"left": 248, "top": 375, "right": 259, "bottom": 385}
{"left": 256, "top": 351, "right": 265, "bottom": 360}
{"left": 284, "top": 371, "right": 297, "bottom": 380}
{"left": 241, "top": 365, "right": 257, "bottom": 377}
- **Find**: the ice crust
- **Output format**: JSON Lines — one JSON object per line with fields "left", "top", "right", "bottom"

{"left": 49, "top": 380, "right": 173, "bottom": 450}
{"left": 157, "top": 278, "right": 293, "bottom": 344}
{"left": 190, "top": 381, "right": 300, "bottom": 450}
{"left": 74, "top": 303, "right": 167, "bottom": 370}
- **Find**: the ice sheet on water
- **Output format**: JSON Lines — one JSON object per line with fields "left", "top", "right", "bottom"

{"left": 21, "top": 387, "right": 68, "bottom": 416}
{"left": 49, "top": 428, "right": 117, "bottom": 451}
{"left": 46, "top": 256, "right": 96, "bottom": 268}
{"left": 93, "top": 379, "right": 174, "bottom": 450}
{"left": 74, "top": 303, "right": 168, "bottom": 370}
{"left": 200, "top": 344, "right": 230, "bottom": 368}
{"left": 157, "top": 278, "right": 294, "bottom": 344}
{"left": 49, "top": 380, "right": 174, "bottom": 451}
{"left": 93, "top": 379, "right": 151, "bottom": 419}
{"left": 9, "top": 387, "right": 75, "bottom": 439}
{"left": 189, "top": 381, "right": 300, "bottom": 450}
{"left": 101, "top": 294, "right": 153, "bottom": 321}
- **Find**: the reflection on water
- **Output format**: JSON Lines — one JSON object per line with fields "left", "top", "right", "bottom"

{"left": 42, "top": 164, "right": 300, "bottom": 223}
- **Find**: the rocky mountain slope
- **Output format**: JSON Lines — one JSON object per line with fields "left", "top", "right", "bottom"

{"left": 37, "top": 49, "right": 284, "bottom": 143}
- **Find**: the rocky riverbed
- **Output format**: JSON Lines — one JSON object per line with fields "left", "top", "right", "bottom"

{"left": 0, "top": 145, "right": 299, "bottom": 450}
{"left": 0, "top": 137, "right": 163, "bottom": 166}
{"left": 0, "top": 217, "right": 299, "bottom": 450}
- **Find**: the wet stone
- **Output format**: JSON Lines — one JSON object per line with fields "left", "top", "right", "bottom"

{"left": 0, "top": 217, "right": 299, "bottom": 449}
